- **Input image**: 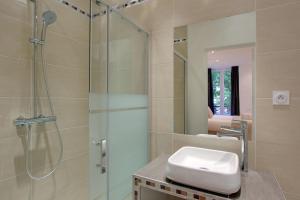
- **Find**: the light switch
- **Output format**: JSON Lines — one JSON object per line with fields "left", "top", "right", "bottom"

{"left": 272, "top": 90, "right": 290, "bottom": 105}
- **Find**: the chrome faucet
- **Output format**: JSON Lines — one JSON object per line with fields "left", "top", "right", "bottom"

{"left": 217, "top": 120, "right": 248, "bottom": 172}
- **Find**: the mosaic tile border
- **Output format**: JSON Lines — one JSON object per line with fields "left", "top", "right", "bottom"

{"left": 113, "top": 0, "right": 149, "bottom": 10}
{"left": 55, "top": 0, "right": 149, "bottom": 18}
{"left": 56, "top": 0, "right": 90, "bottom": 17}
{"left": 133, "top": 176, "right": 233, "bottom": 200}
{"left": 93, "top": 0, "right": 149, "bottom": 18}
{"left": 174, "top": 38, "right": 187, "bottom": 45}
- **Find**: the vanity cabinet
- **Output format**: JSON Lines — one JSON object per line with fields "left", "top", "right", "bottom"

{"left": 133, "top": 155, "right": 285, "bottom": 200}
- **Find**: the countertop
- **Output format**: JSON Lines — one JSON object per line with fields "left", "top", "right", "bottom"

{"left": 133, "top": 155, "right": 286, "bottom": 200}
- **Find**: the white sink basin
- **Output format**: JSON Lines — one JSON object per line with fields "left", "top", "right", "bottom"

{"left": 166, "top": 146, "right": 241, "bottom": 195}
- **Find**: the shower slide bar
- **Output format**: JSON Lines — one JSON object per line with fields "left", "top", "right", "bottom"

{"left": 15, "top": 115, "right": 57, "bottom": 127}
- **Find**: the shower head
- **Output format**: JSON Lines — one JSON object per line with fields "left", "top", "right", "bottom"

{"left": 41, "top": 10, "right": 57, "bottom": 41}
{"left": 42, "top": 10, "right": 57, "bottom": 26}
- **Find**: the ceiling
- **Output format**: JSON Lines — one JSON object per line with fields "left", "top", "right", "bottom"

{"left": 207, "top": 46, "right": 254, "bottom": 69}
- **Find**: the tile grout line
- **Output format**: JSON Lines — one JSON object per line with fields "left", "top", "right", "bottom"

{"left": 256, "top": 48, "right": 300, "bottom": 56}
{"left": 0, "top": 152, "right": 88, "bottom": 183}
{"left": 0, "top": 96, "right": 88, "bottom": 101}
{"left": 255, "top": 0, "right": 300, "bottom": 11}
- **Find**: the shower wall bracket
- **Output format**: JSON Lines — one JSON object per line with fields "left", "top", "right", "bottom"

{"left": 29, "top": 38, "right": 45, "bottom": 45}
{"left": 14, "top": 115, "right": 57, "bottom": 127}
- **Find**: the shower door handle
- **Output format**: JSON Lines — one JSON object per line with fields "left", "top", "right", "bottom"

{"left": 95, "top": 139, "right": 107, "bottom": 174}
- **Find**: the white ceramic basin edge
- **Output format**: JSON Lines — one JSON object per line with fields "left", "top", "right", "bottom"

{"left": 166, "top": 146, "right": 241, "bottom": 195}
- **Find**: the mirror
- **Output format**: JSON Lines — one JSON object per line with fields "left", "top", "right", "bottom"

{"left": 174, "top": 12, "right": 256, "bottom": 140}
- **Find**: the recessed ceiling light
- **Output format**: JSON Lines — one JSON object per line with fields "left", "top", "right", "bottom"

{"left": 216, "top": 59, "right": 220, "bottom": 62}
{"left": 211, "top": 50, "right": 215, "bottom": 54}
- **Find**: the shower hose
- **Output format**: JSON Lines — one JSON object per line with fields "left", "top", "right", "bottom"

{"left": 25, "top": 32, "right": 64, "bottom": 181}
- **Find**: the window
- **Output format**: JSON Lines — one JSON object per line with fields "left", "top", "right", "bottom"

{"left": 212, "top": 68, "right": 231, "bottom": 115}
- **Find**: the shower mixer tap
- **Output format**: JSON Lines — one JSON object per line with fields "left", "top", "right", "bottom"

{"left": 15, "top": 115, "right": 57, "bottom": 127}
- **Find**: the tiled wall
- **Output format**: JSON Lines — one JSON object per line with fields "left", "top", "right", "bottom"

{"left": 255, "top": 1, "right": 300, "bottom": 200}
{"left": 122, "top": 0, "right": 300, "bottom": 199}
{"left": 0, "top": 0, "right": 89, "bottom": 199}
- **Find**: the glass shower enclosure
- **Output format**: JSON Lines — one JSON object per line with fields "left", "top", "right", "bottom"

{"left": 89, "top": 1, "right": 149, "bottom": 200}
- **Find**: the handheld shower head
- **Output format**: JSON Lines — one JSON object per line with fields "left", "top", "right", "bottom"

{"left": 42, "top": 10, "right": 57, "bottom": 26}
{"left": 41, "top": 10, "right": 57, "bottom": 41}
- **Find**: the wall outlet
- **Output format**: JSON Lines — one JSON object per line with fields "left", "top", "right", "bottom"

{"left": 272, "top": 90, "right": 290, "bottom": 105}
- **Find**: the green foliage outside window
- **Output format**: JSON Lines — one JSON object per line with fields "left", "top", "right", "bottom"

{"left": 224, "top": 69, "right": 231, "bottom": 114}
{"left": 211, "top": 69, "right": 231, "bottom": 115}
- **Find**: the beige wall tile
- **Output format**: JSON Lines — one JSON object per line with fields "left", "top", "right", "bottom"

{"left": 256, "top": 98, "right": 300, "bottom": 144}
{"left": 0, "top": 12, "right": 31, "bottom": 59}
{"left": 0, "top": 0, "right": 33, "bottom": 24}
{"left": 256, "top": 0, "right": 300, "bottom": 10}
{"left": 45, "top": 32, "right": 89, "bottom": 69}
{"left": 0, "top": 126, "right": 88, "bottom": 181}
{"left": 0, "top": 172, "right": 31, "bottom": 200}
{"left": 256, "top": 154, "right": 300, "bottom": 195}
{"left": 54, "top": 180, "right": 88, "bottom": 200}
{"left": 35, "top": 65, "right": 89, "bottom": 99}
{"left": 147, "top": 0, "right": 173, "bottom": 31}
{"left": 0, "top": 56, "right": 31, "bottom": 98}
{"left": 48, "top": 66, "right": 88, "bottom": 98}
{"left": 150, "top": 133, "right": 157, "bottom": 160}
{"left": 174, "top": 99, "right": 184, "bottom": 134}
{"left": 152, "top": 63, "right": 174, "bottom": 98}
{"left": 256, "top": 2, "right": 300, "bottom": 53}
{"left": 52, "top": 99, "right": 88, "bottom": 130}
{"left": 285, "top": 193, "right": 300, "bottom": 200}
{"left": 0, "top": 136, "right": 28, "bottom": 180}
{"left": 256, "top": 50, "right": 300, "bottom": 98}
{"left": 155, "top": 133, "right": 173, "bottom": 157}
{"left": 31, "top": 154, "right": 88, "bottom": 200}
{"left": 256, "top": 142, "right": 300, "bottom": 180}
{"left": 155, "top": 98, "right": 174, "bottom": 134}
{"left": 0, "top": 98, "right": 31, "bottom": 139}
{"left": 256, "top": 142, "right": 300, "bottom": 161}
{"left": 173, "top": 0, "right": 254, "bottom": 27}
{"left": 150, "top": 99, "right": 158, "bottom": 132}
{"left": 151, "top": 29, "right": 173, "bottom": 65}
{"left": 174, "top": 78, "right": 184, "bottom": 101}
{"left": 61, "top": 127, "right": 88, "bottom": 160}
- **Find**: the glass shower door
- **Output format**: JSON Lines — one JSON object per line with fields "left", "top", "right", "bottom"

{"left": 89, "top": 1, "right": 149, "bottom": 200}
{"left": 89, "top": 1, "right": 108, "bottom": 200}
{"left": 107, "top": 11, "right": 149, "bottom": 200}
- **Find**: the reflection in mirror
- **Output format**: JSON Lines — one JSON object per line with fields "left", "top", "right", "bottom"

{"left": 173, "top": 12, "right": 256, "bottom": 141}
{"left": 207, "top": 46, "right": 254, "bottom": 140}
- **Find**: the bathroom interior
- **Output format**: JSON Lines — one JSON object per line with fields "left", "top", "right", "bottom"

{"left": 0, "top": 0, "right": 299, "bottom": 199}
